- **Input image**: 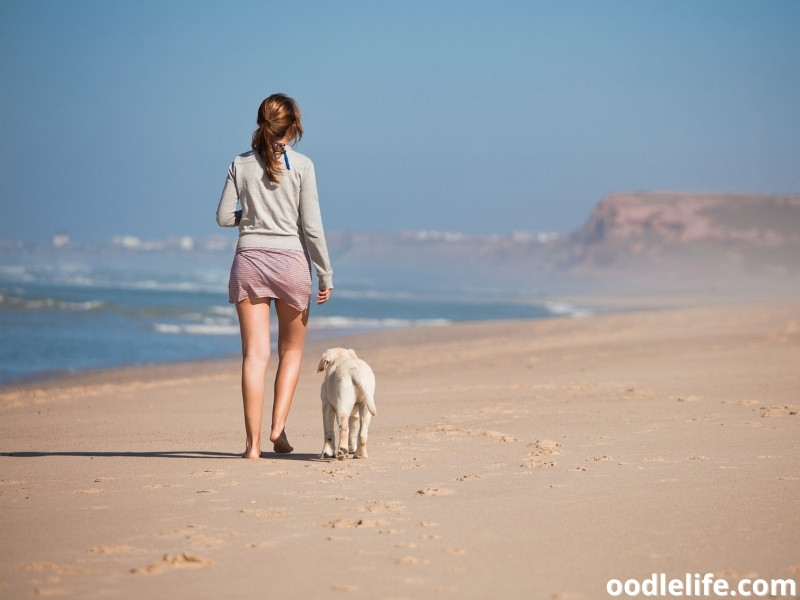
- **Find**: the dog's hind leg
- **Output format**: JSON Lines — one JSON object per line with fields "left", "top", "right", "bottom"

{"left": 336, "top": 409, "right": 352, "bottom": 460}
{"left": 348, "top": 411, "right": 360, "bottom": 455}
{"left": 355, "top": 404, "right": 372, "bottom": 459}
{"left": 321, "top": 402, "right": 337, "bottom": 459}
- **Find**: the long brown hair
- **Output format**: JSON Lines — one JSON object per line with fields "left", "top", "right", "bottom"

{"left": 251, "top": 93, "right": 304, "bottom": 184}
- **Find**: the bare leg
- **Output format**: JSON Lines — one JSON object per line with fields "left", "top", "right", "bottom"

{"left": 270, "top": 299, "right": 309, "bottom": 453}
{"left": 235, "top": 297, "right": 271, "bottom": 459}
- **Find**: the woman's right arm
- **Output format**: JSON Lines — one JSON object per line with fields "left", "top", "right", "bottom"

{"left": 216, "top": 163, "right": 241, "bottom": 227}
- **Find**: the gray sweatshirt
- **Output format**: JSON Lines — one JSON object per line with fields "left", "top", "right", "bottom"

{"left": 216, "top": 148, "right": 333, "bottom": 290}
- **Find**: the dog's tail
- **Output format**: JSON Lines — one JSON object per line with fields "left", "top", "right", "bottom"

{"left": 364, "top": 393, "right": 377, "bottom": 416}
{"left": 351, "top": 365, "right": 377, "bottom": 416}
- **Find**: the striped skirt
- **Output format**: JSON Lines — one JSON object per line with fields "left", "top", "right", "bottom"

{"left": 228, "top": 248, "right": 312, "bottom": 311}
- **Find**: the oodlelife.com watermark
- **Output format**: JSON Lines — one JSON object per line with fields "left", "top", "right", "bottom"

{"left": 606, "top": 572, "right": 797, "bottom": 597}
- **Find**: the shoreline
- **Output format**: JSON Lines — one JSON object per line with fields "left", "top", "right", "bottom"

{"left": 1, "top": 298, "right": 798, "bottom": 598}
{"left": 0, "top": 288, "right": 747, "bottom": 391}
{"left": 0, "top": 292, "right": 594, "bottom": 390}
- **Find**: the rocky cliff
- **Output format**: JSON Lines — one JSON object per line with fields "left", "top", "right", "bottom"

{"left": 575, "top": 192, "right": 800, "bottom": 246}
{"left": 569, "top": 192, "right": 800, "bottom": 281}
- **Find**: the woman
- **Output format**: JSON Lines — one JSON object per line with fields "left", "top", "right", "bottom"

{"left": 216, "top": 93, "right": 333, "bottom": 458}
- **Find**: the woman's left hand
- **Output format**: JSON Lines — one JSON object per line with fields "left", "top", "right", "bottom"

{"left": 316, "top": 289, "right": 332, "bottom": 305}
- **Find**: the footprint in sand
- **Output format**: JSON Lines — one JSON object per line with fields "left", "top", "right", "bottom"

{"left": 760, "top": 405, "right": 799, "bottom": 418}
{"left": 456, "top": 473, "right": 482, "bottom": 481}
{"left": 434, "top": 424, "right": 471, "bottom": 434}
{"left": 418, "top": 521, "right": 437, "bottom": 528}
{"left": 479, "top": 431, "right": 518, "bottom": 442}
{"left": 523, "top": 439, "right": 564, "bottom": 468}
{"left": 361, "top": 499, "right": 407, "bottom": 515}
{"left": 529, "top": 439, "right": 564, "bottom": 456}
{"left": 415, "top": 488, "right": 454, "bottom": 496}
{"left": 86, "top": 545, "right": 146, "bottom": 555}
{"left": 192, "top": 469, "right": 225, "bottom": 477}
{"left": 524, "top": 460, "right": 556, "bottom": 468}
{"left": 131, "top": 552, "right": 212, "bottom": 574}
{"left": 240, "top": 507, "right": 286, "bottom": 520}
{"left": 324, "top": 518, "right": 388, "bottom": 529}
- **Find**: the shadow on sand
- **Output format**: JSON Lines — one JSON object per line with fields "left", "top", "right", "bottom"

{"left": 1, "top": 450, "right": 324, "bottom": 461}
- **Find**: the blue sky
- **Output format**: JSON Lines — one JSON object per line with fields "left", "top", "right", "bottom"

{"left": 1, "top": 0, "right": 798, "bottom": 242}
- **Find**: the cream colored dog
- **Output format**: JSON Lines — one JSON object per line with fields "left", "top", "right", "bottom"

{"left": 317, "top": 348, "right": 377, "bottom": 460}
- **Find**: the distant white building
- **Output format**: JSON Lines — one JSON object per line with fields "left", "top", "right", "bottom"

{"left": 537, "top": 231, "right": 560, "bottom": 243}
{"left": 511, "top": 230, "right": 559, "bottom": 243}
{"left": 410, "top": 230, "right": 466, "bottom": 242}
{"left": 112, "top": 235, "right": 142, "bottom": 249}
{"left": 51, "top": 233, "right": 70, "bottom": 248}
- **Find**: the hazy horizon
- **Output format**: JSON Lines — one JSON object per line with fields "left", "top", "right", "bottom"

{"left": 2, "top": 1, "right": 799, "bottom": 244}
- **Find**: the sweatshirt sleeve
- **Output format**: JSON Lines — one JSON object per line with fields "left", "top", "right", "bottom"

{"left": 216, "top": 162, "right": 241, "bottom": 227}
{"left": 298, "top": 160, "right": 334, "bottom": 290}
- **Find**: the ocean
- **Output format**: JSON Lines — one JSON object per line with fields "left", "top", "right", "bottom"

{"left": 0, "top": 247, "right": 586, "bottom": 385}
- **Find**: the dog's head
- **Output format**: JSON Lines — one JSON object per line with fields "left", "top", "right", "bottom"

{"left": 317, "top": 348, "right": 358, "bottom": 373}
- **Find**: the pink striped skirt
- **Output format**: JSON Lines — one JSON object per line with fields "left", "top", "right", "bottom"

{"left": 228, "top": 248, "right": 312, "bottom": 311}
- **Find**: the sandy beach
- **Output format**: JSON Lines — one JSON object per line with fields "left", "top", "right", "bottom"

{"left": 1, "top": 300, "right": 798, "bottom": 599}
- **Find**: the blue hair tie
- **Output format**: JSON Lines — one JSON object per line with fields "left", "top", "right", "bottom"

{"left": 275, "top": 142, "right": 290, "bottom": 170}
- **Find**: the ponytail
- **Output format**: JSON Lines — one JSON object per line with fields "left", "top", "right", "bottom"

{"left": 251, "top": 94, "right": 303, "bottom": 184}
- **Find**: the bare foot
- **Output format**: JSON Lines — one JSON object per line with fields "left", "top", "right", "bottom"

{"left": 242, "top": 441, "right": 261, "bottom": 459}
{"left": 270, "top": 430, "right": 294, "bottom": 454}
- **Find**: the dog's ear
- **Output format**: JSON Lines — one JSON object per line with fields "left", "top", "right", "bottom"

{"left": 346, "top": 349, "right": 358, "bottom": 359}
{"left": 317, "top": 356, "right": 328, "bottom": 373}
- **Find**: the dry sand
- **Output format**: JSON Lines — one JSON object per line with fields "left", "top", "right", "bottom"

{"left": 1, "top": 300, "right": 798, "bottom": 599}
